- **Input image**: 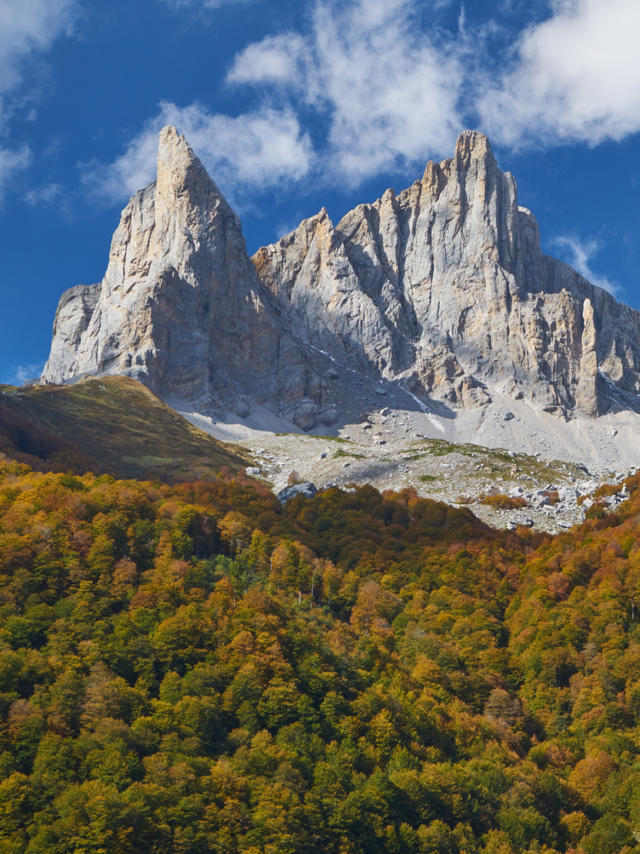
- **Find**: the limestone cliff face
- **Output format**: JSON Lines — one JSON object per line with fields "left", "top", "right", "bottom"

{"left": 44, "top": 127, "right": 640, "bottom": 426}
{"left": 45, "top": 284, "right": 100, "bottom": 384}
{"left": 42, "top": 127, "right": 319, "bottom": 420}
{"left": 254, "top": 131, "right": 640, "bottom": 416}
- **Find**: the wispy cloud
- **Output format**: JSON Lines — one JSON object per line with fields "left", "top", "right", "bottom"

{"left": 161, "top": 0, "right": 253, "bottom": 9}
{"left": 554, "top": 235, "right": 619, "bottom": 296}
{"left": 24, "top": 181, "right": 63, "bottom": 206}
{"left": 0, "top": 0, "right": 78, "bottom": 103}
{"left": 3, "top": 362, "right": 44, "bottom": 386}
{"left": 0, "top": 146, "right": 31, "bottom": 203}
{"left": 229, "top": 0, "right": 464, "bottom": 184}
{"left": 0, "top": 0, "right": 79, "bottom": 198}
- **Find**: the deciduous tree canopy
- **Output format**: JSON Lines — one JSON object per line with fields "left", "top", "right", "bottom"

{"left": 0, "top": 457, "right": 638, "bottom": 852}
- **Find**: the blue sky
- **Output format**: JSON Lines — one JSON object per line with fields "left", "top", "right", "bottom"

{"left": 1, "top": 0, "right": 639, "bottom": 383}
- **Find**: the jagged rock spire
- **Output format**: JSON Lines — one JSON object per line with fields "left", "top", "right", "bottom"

{"left": 43, "top": 126, "right": 320, "bottom": 421}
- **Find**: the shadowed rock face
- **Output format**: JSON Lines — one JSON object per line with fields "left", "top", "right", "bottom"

{"left": 44, "top": 127, "right": 640, "bottom": 426}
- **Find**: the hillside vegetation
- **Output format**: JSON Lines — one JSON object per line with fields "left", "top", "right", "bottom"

{"left": 0, "top": 377, "right": 247, "bottom": 482}
{"left": 0, "top": 457, "right": 638, "bottom": 852}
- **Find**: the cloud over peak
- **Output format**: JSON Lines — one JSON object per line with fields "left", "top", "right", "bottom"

{"left": 86, "top": 0, "right": 640, "bottom": 206}
{"left": 229, "top": 0, "right": 463, "bottom": 183}
{"left": 84, "top": 102, "right": 313, "bottom": 205}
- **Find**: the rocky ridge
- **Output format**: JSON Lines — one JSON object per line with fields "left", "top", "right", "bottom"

{"left": 254, "top": 131, "right": 640, "bottom": 419}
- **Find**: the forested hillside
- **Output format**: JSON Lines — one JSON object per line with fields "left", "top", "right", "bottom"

{"left": 0, "top": 457, "right": 638, "bottom": 853}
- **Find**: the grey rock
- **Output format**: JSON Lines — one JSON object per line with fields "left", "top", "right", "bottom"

{"left": 520, "top": 517, "right": 535, "bottom": 527}
{"left": 292, "top": 400, "right": 318, "bottom": 431}
{"left": 44, "top": 127, "right": 640, "bottom": 433}
{"left": 43, "top": 126, "right": 320, "bottom": 418}
{"left": 277, "top": 481, "right": 317, "bottom": 503}
{"left": 236, "top": 399, "right": 251, "bottom": 418}
{"left": 320, "top": 407, "right": 339, "bottom": 426}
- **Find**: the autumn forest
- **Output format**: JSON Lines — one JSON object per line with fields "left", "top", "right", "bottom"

{"left": 0, "top": 458, "right": 639, "bottom": 853}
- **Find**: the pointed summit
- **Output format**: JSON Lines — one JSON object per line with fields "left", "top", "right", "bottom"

{"left": 157, "top": 125, "right": 198, "bottom": 167}
{"left": 154, "top": 125, "right": 236, "bottom": 244}
{"left": 453, "top": 129, "right": 497, "bottom": 169}
{"left": 158, "top": 124, "right": 195, "bottom": 157}
{"left": 156, "top": 126, "right": 220, "bottom": 201}
{"left": 43, "top": 126, "right": 321, "bottom": 418}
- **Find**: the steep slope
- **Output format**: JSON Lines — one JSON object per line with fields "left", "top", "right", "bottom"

{"left": 0, "top": 376, "right": 248, "bottom": 481}
{"left": 42, "top": 127, "right": 322, "bottom": 426}
{"left": 254, "top": 131, "right": 640, "bottom": 418}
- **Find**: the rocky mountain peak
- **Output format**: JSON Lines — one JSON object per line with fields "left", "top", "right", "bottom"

{"left": 42, "top": 127, "right": 323, "bottom": 421}
{"left": 155, "top": 125, "right": 236, "bottom": 233}
{"left": 453, "top": 129, "right": 496, "bottom": 167}
{"left": 43, "top": 127, "right": 640, "bottom": 441}
{"left": 156, "top": 124, "right": 202, "bottom": 188}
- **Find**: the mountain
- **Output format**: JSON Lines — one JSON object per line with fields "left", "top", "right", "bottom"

{"left": 42, "top": 127, "right": 640, "bottom": 460}
{"left": 42, "top": 127, "right": 323, "bottom": 429}
{"left": 0, "top": 375, "right": 247, "bottom": 481}
{"left": 254, "top": 130, "right": 640, "bottom": 419}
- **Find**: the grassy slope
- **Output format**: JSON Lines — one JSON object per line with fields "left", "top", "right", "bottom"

{"left": 0, "top": 376, "right": 248, "bottom": 482}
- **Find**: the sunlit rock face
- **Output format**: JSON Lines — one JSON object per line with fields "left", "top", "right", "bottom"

{"left": 44, "top": 127, "right": 640, "bottom": 426}
{"left": 255, "top": 130, "right": 640, "bottom": 417}
{"left": 42, "top": 127, "right": 320, "bottom": 420}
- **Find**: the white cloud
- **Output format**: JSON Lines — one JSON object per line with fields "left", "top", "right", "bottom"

{"left": 0, "top": 145, "right": 31, "bottom": 201}
{"left": 0, "top": 0, "right": 78, "bottom": 198}
{"left": 0, "top": 0, "right": 78, "bottom": 107}
{"left": 84, "top": 101, "right": 314, "bottom": 204}
{"left": 229, "top": 0, "right": 464, "bottom": 183}
{"left": 554, "top": 235, "right": 619, "bottom": 296}
{"left": 24, "top": 181, "right": 63, "bottom": 206}
{"left": 227, "top": 34, "right": 308, "bottom": 88}
{"left": 162, "top": 0, "right": 252, "bottom": 9}
{"left": 478, "top": 0, "right": 640, "bottom": 146}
